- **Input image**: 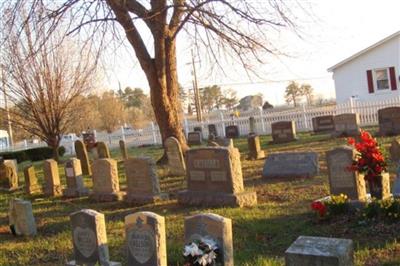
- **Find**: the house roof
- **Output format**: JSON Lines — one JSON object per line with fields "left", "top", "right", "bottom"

{"left": 327, "top": 30, "right": 400, "bottom": 72}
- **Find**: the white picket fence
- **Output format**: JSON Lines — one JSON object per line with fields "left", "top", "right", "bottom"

{"left": 2, "top": 97, "right": 400, "bottom": 155}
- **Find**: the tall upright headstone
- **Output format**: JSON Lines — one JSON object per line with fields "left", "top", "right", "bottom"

{"left": 247, "top": 134, "right": 265, "bottom": 160}
{"left": 43, "top": 159, "right": 62, "bottom": 196}
{"left": 63, "top": 158, "right": 89, "bottom": 197}
{"left": 23, "top": 165, "right": 41, "bottom": 195}
{"left": 271, "top": 121, "right": 297, "bottom": 143}
{"left": 165, "top": 137, "right": 186, "bottom": 176}
{"left": 249, "top": 116, "right": 256, "bottom": 134}
{"left": 185, "top": 213, "right": 233, "bottom": 266}
{"left": 74, "top": 140, "right": 91, "bottom": 176}
{"left": 66, "top": 209, "right": 121, "bottom": 266}
{"left": 124, "top": 157, "right": 167, "bottom": 204}
{"left": 125, "top": 211, "right": 167, "bottom": 266}
{"left": 187, "top": 132, "right": 202, "bottom": 146}
{"left": 90, "top": 159, "right": 124, "bottom": 202}
{"left": 225, "top": 125, "right": 239, "bottom": 138}
{"left": 8, "top": 198, "right": 37, "bottom": 236}
{"left": 208, "top": 124, "right": 218, "bottom": 138}
{"left": 178, "top": 147, "right": 257, "bottom": 207}
{"left": 378, "top": 107, "right": 400, "bottom": 136}
{"left": 326, "top": 147, "right": 367, "bottom": 201}
{"left": 333, "top": 113, "right": 360, "bottom": 137}
{"left": 119, "top": 140, "right": 129, "bottom": 160}
{"left": 0, "top": 158, "right": 19, "bottom": 191}
{"left": 96, "top": 141, "right": 111, "bottom": 159}
{"left": 312, "top": 115, "right": 335, "bottom": 134}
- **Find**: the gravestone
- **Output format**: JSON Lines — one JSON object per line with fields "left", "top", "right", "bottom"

{"left": 23, "top": 165, "right": 41, "bottom": 195}
{"left": 249, "top": 116, "right": 256, "bottom": 134}
{"left": 66, "top": 209, "right": 121, "bottom": 266}
{"left": 178, "top": 147, "right": 257, "bottom": 207}
{"left": 125, "top": 211, "right": 167, "bottom": 266}
{"left": 247, "top": 134, "right": 265, "bottom": 160}
{"left": 262, "top": 152, "right": 319, "bottom": 178}
{"left": 194, "top": 126, "right": 202, "bottom": 133}
{"left": 379, "top": 173, "right": 391, "bottom": 200}
{"left": 333, "top": 113, "right": 360, "bottom": 137}
{"left": 312, "top": 115, "right": 335, "bottom": 134}
{"left": 63, "top": 158, "right": 89, "bottom": 197}
{"left": 187, "top": 131, "right": 202, "bottom": 146}
{"left": 5, "top": 159, "right": 18, "bottom": 172}
{"left": 225, "top": 125, "right": 239, "bottom": 138}
{"left": 207, "top": 141, "right": 220, "bottom": 147}
{"left": 0, "top": 158, "right": 19, "bottom": 191}
{"left": 8, "top": 198, "right": 37, "bottom": 236}
{"left": 185, "top": 213, "right": 233, "bottom": 266}
{"left": 215, "top": 137, "right": 234, "bottom": 148}
{"left": 74, "top": 140, "right": 91, "bottom": 176}
{"left": 90, "top": 159, "right": 124, "bottom": 202}
{"left": 97, "top": 141, "right": 111, "bottom": 159}
{"left": 119, "top": 140, "right": 129, "bottom": 160}
{"left": 208, "top": 124, "right": 218, "bottom": 138}
{"left": 326, "top": 147, "right": 367, "bottom": 201}
{"left": 124, "top": 157, "right": 167, "bottom": 204}
{"left": 271, "top": 121, "right": 297, "bottom": 143}
{"left": 285, "top": 236, "right": 354, "bottom": 266}
{"left": 165, "top": 137, "right": 186, "bottom": 176}
{"left": 390, "top": 139, "right": 400, "bottom": 162}
{"left": 43, "top": 159, "right": 62, "bottom": 196}
{"left": 378, "top": 107, "right": 400, "bottom": 136}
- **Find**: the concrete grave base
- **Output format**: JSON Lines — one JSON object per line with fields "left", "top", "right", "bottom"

{"left": 0, "top": 186, "right": 20, "bottom": 192}
{"left": 125, "top": 193, "right": 169, "bottom": 204}
{"left": 26, "top": 184, "right": 41, "bottom": 194}
{"left": 177, "top": 190, "right": 257, "bottom": 207}
{"left": 268, "top": 138, "right": 298, "bottom": 145}
{"left": 89, "top": 191, "right": 125, "bottom": 202}
{"left": 66, "top": 260, "right": 121, "bottom": 266}
{"left": 247, "top": 150, "right": 265, "bottom": 160}
{"left": 44, "top": 185, "right": 63, "bottom": 196}
{"left": 63, "top": 188, "right": 90, "bottom": 198}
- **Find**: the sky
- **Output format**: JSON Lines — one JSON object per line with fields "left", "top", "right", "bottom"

{"left": 101, "top": 0, "right": 400, "bottom": 106}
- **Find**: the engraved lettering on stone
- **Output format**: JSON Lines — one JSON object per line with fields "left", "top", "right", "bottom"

{"left": 128, "top": 228, "right": 155, "bottom": 264}
{"left": 210, "top": 171, "right": 227, "bottom": 181}
{"left": 190, "top": 171, "right": 206, "bottom": 181}
{"left": 73, "top": 227, "right": 96, "bottom": 258}
{"left": 193, "top": 159, "right": 220, "bottom": 169}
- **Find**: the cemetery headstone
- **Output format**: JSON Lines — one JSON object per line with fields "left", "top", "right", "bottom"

{"left": 74, "top": 140, "right": 91, "bottom": 176}
{"left": 96, "top": 141, "right": 111, "bottom": 159}
{"left": 165, "top": 137, "right": 186, "bottom": 176}
{"left": 208, "top": 124, "right": 218, "bottom": 138}
{"left": 215, "top": 137, "right": 234, "bottom": 148}
{"left": 125, "top": 211, "right": 167, "bottom": 266}
{"left": 124, "top": 157, "right": 167, "bottom": 204}
{"left": 326, "top": 146, "right": 367, "bottom": 201}
{"left": 378, "top": 107, "right": 400, "bottom": 136}
{"left": 207, "top": 141, "right": 220, "bottom": 147}
{"left": 187, "top": 131, "right": 202, "bottom": 146}
{"left": 312, "top": 115, "right": 335, "bottom": 134}
{"left": 225, "top": 125, "right": 239, "bottom": 138}
{"left": 271, "top": 121, "right": 297, "bottom": 143}
{"left": 63, "top": 158, "right": 89, "bottom": 197}
{"left": 285, "top": 236, "right": 354, "bottom": 266}
{"left": 389, "top": 139, "right": 400, "bottom": 162}
{"left": 249, "top": 116, "right": 256, "bottom": 134}
{"left": 333, "top": 113, "right": 360, "bottom": 137}
{"left": 0, "top": 158, "right": 19, "bottom": 191}
{"left": 194, "top": 126, "right": 202, "bottom": 133}
{"left": 23, "top": 165, "right": 41, "bottom": 195}
{"left": 262, "top": 152, "right": 319, "bottom": 178}
{"left": 394, "top": 166, "right": 400, "bottom": 198}
{"left": 178, "top": 147, "right": 257, "bottom": 207}
{"left": 8, "top": 198, "right": 37, "bottom": 236}
{"left": 119, "top": 139, "right": 129, "bottom": 160}
{"left": 90, "top": 159, "right": 124, "bottom": 202}
{"left": 43, "top": 159, "right": 62, "bottom": 196}
{"left": 66, "top": 209, "right": 121, "bottom": 266}
{"left": 185, "top": 213, "right": 233, "bottom": 266}
{"left": 247, "top": 134, "right": 265, "bottom": 160}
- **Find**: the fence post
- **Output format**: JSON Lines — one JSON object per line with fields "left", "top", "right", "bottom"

{"left": 349, "top": 97, "right": 355, "bottom": 113}
{"left": 302, "top": 104, "right": 309, "bottom": 130}
{"left": 259, "top": 107, "right": 266, "bottom": 133}
{"left": 24, "top": 139, "right": 27, "bottom": 148}
{"left": 151, "top": 122, "right": 157, "bottom": 145}
{"left": 121, "top": 126, "right": 126, "bottom": 142}
{"left": 184, "top": 117, "right": 189, "bottom": 136}
{"left": 220, "top": 111, "right": 226, "bottom": 137}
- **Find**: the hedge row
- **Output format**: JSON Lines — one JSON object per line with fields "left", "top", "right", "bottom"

{"left": 0, "top": 146, "right": 66, "bottom": 163}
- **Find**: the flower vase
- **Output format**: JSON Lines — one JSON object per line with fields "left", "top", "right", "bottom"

{"left": 368, "top": 176, "right": 383, "bottom": 199}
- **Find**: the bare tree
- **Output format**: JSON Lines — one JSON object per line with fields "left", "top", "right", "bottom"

{"left": 0, "top": 5, "right": 98, "bottom": 160}
{"left": 2, "top": 0, "right": 301, "bottom": 163}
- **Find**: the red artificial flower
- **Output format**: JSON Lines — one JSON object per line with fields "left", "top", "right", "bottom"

{"left": 347, "top": 138, "right": 355, "bottom": 145}
{"left": 311, "top": 201, "right": 327, "bottom": 217}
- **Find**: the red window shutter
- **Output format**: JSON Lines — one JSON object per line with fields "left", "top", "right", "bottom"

{"left": 389, "top": 67, "right": 397, "bottom": 90}
{"left": 366, "top": 70, "right": 374, "bottom": 93}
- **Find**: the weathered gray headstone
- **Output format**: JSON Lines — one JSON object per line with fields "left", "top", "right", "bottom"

{"left": 262, "top": 152, "right": 319, "bottom": 178}
{"left": 271, "top": 121, "right": 297, "bottom": 143}
{"left": 208, "top": 124, "right": 218, "bottom": 138}
{"left": 187, "top": 131, "right": 202, "bottom": 146}
{"left": 215, "top": 137, "right": 234, "bottom": 148}
{"left": 178, "top": 147, "right": 257, "bottom": 207}
{"left": 194, "top": 126, "right": 202, "bottom": 133}
{"left": 312, "top": 115, "right": 335, "bottom": 134}
{"left": 23, "top": 165, "right": 41, "bottom": 195}
{"left": 225, "top": 125, "right": 239, "bottom": 138}
{"left": 63, "top": 158, "right": 89, "bottom": 197}
{"left": 249, "top": 116, "right": 256, "bottom": 134}
{"left": 66, "top": 209, "right": 121, "bottom": 266}
{"left": 247, "top": 134, "right": 265, "bottom": 160}
{"left": 97, "top": 141, "right": 111, "bottom": 159}
{"left": 389, "top": 139, "right": 400, "bottom": 162}
{"left": 89, "top": 159, "right": 124, "bottom": 202}
{"left": 285, "top": 236, "right": 354, "bottom": 266}
{"left": 43, "top": 159, "right": 62, "bottom": 196}
{"left": 0, "top": 159, "right": 19, "bottom": 191}
{"left": 326, "top": 147, "right": 367, "bottom": 201}
{"left": 333, "top": 113, "right": 360, "bottom": 137}
{"left": 165, "top": 137, "right": 186, "bottom": 176}
{"left": 378, "top": 107, "right": 400, "bottom": 136}
{"left": 125, "top": 211, "right": 167, "bottom": 266}
{"left": 119, "top": 139, "right": 129, "bottom": 160}
{"left": 185, "top": 213, "right": 233, "bottom": 266}
{"left": 74, "top": 140, "right": 91, "bottom": 176}
{"left": 124, "top": 157, "right": 167, "bottom": 204}
{"left": 8, "top": 198, "right": 37, "bottom": 236}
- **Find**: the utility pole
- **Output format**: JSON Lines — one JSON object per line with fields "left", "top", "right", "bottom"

{"left": 1, "top": 67, "right": 13, "bottom": 146}
{"left": 191, "top": 49, "right": 203, "bottom": 122}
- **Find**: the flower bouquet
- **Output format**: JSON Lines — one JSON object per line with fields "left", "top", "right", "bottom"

{"left": 183, "top": 237, "right": 219, "bottom": 266}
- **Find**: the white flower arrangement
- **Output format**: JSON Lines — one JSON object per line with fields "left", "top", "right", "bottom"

{"left": 183, "top": 237, "right": 219, "bottom": 266}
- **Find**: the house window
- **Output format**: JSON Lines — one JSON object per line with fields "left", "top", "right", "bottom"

{"left": 374, "top": 68, "right": 390, "bottom": 90}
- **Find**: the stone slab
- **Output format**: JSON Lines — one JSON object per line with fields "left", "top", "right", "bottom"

{"left": 177, "top": 190, "right": 257, "bottom": 207}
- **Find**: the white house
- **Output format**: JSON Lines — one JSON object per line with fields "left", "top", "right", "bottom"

{"left": 328, "top": 31, "right": 400, "bottom": 103}
{"left": 0, "top": 130, "right": 9, "bottom": 149}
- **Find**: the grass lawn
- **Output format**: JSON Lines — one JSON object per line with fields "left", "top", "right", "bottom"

{"left": 1, "top": 128, "right": 400, "bottom": 266}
